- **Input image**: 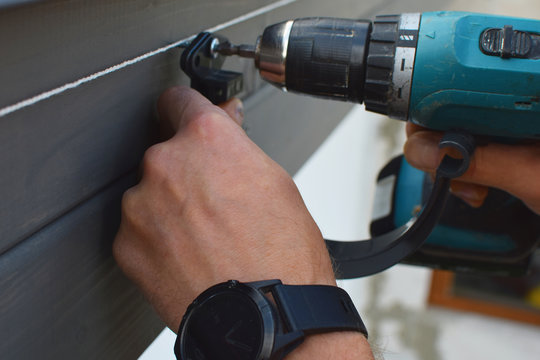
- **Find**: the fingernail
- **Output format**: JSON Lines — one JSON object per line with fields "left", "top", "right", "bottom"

{"left": 404, "top": 134, "right": 440, "bottom": 171}
{"left": 235, "top": 100, "right": 244, "bottom": 122}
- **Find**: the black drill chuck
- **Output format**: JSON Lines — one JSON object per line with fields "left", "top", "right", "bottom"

{"left": 252, "top": 14, "right": 421, "bottom": 120}
{"left": 283, "top": 18, "right": 371, "bottom": 102}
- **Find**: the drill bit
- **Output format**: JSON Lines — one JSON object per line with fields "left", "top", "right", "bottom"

{"left": 215, "top": 41, "right": 257, "bottom": 59}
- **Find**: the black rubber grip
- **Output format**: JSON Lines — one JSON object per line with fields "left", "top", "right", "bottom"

{"left": 285, "top": 18, "right": 371, "bottom": 103}
{"left": 364, "top": 15, "right": 400, "bottom": 115}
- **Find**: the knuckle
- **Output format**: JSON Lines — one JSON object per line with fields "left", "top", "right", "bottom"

{"left": 120, "top": 187, "right": 140, "bottom": 223}
{"left": 273, "top": 166, "right": 296, "bottom": 189}
{"left": 115, "top": 188, "right": 147, "bottom": 267}
{"left": 141, "top": 143, "right": 170, "bottom": 178}
{"left": 112, "top": 230, "right": 139, "bottom": 276}
{"left": 260, "top": 165, "right": 299, "bottom": 199}
{"left": 185, "top": 110, "right": 226, "bottom": 143}
{"left": 113, "top": 214, "right": 136, "bottom": 266}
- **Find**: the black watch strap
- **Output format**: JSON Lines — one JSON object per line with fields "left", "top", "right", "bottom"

{"left": 271, "top": 284, "right": 368, "bottom": 337}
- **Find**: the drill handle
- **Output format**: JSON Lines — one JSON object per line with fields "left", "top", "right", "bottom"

{"left": 325, "top": 131, "right": 475, "bottom": 278}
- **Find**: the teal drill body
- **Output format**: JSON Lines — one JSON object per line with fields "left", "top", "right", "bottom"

{"left": 183, "top": 11, "right": 540, "bottom": 276}
{"left": 372, "top": 12, "right": 540, "bottom": 274}
{"left": 410, "top": 11, "right": 540, "bottom": 139}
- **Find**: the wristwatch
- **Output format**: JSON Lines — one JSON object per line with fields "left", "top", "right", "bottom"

{"left": 174, "top": 279, "right": 368, "bottom": 360}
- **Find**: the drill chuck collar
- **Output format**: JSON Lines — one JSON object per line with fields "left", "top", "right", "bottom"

{"left": 280, "top": 18, "right": 371, "bottom": 102}
{"left": 258, "top": 14, "right": 421, "bottom": 121}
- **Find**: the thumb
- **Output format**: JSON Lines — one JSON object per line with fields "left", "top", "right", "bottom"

{"left": 218, "top": 98, "right": 244, "bottom": 126}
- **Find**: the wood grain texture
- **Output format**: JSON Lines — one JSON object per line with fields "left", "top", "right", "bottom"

{"left": 0, "top": 173, "right": 164, "bottom": 359}
{"left": 0, "top": 52, "right": 170, "bottom": 254}
{"left": 0, "top": 0, "right": 451, "bottom": 358}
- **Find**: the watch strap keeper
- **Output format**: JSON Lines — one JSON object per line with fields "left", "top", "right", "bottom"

{"left": 272, "top": 284, "right": 368, "bottom": 337}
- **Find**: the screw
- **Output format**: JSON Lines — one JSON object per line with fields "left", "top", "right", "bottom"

{"left": 210, "top": 38, "right": 220, "bottom": 59}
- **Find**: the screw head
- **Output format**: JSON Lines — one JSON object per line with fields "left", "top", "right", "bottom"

{"left": 209, "top": 38, "right": 220, "bottom": 59}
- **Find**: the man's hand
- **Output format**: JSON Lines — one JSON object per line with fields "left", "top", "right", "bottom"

{"left": 404, "top": 122, "right": 540, "bottom": 214}
{"left": 113, "top": 87, "right": 372, "bottom": 359}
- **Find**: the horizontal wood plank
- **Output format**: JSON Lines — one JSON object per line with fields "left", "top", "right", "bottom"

{"left": 0, "top": 0, "right": 273, "bottom": 108}
{"left": 0, "top": 173, "right": 164, "bottom": 359}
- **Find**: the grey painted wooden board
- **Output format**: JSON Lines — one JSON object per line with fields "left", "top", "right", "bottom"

{"left": 0, "top": 173, "right": 164, "bottom": 360}
{"left": 0, "top": 52, "right": 168, "bottom": 254}
{"left": 0, "top": 0, "right": 450, "bottom": 358}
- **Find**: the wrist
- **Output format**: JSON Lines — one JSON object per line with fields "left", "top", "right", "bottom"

{"left": 175, "top": 280, "right": 370, "bottom": 359}
{"left": 286, "top": 332, "right": 373, "bottom": 360}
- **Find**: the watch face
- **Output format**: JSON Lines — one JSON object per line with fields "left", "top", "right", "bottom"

{"left": 181, "top": 291, "right": 265, "bottom": 360}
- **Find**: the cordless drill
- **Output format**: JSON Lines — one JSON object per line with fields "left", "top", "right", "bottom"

{"left": 181, "top": 12, "right": 540, "bottom": 277}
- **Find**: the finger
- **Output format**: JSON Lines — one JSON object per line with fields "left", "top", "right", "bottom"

{"left": 157, "top": 86, "right": 231, "bottom": 135}
{"left": 449, "top": 180, "right": 489, "bottom": 208}
{"left": 464, "top": 142, "right": 540, "bottom": 205}
{"left": 404, "top": 130, "right": 540, "bottom": 202}
{"left": 403, "top": 131, "right": 471, "bottom": 171}
{"left": 405, "top": 133, "right": 493, "bottom": 209}
{"left": 218, "top": 98, "right": 244, "bottom": 126}
{"left": 405, "top": 122, "right": 431, "bottom": 138}
{"left": 403, "top": 130, "right": 443, "bottom": 171}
